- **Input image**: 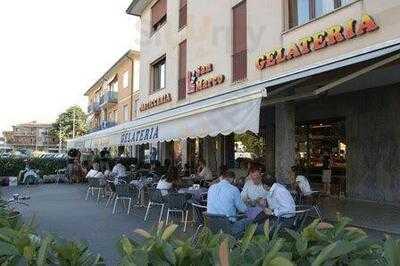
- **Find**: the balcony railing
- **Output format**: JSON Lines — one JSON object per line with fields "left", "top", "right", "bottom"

{"left": 87, "top": 102, "right": 100, "bottom": 114}
{"left": 100, "top": 121, "right": 117, "bottom": 130}
{"left": 99, "top": 91, "right": 118, "bottom": 107}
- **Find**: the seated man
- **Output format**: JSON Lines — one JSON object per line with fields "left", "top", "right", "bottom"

{"left": 263, "top": 176, "right": 296, "bottom": 227}
{"left": 207, "top": 170, "right": 251, "bottom": 238}
{"left": 241, "top": 163, "right": 269, "bottom": 205}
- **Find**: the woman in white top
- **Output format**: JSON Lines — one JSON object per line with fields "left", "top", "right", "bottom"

{"left": 156, "top": 177, "right": 173, "bottom": 196}
{"left": 241, "top": 164, "right": 269, "bottom": 205}
{"left": 86, "top": 163, "right": 105, "bottom": 179}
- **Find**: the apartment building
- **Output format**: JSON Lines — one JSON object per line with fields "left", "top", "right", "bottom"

{"left": 69, "top": 0, "right": 400, "bottom": 205}
{"left": 3, "top": 121, "right": 58, "bottom": 152}
{"left": 85, "top": 50, "right": 141, "bottom": 133}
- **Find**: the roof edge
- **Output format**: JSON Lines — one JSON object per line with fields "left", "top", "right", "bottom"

{"left": 84, "top": 50, "right": 140, "bottom": 96}
{"left": 126, "top": 0, "right": 152, "bottom": 16}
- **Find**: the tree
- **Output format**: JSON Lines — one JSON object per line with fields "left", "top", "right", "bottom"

{"left": 235, "top": 132, "right": 265, "bottom": 158}
{"left": 50, "top": 105, "right": 88, "bottom": 144}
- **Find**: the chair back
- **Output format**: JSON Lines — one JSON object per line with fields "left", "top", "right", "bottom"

{"left": 165, "top": 193, "right": 190, "bottom": 210}
{"left": 192, "top": 202, "right": 207, "bottom": 226}
{"left": 87, "top": 178, "right": 103, "bottom": 188}
{"left": 115, "top": 184, "right": 137, "bottom": 198}
{"left": 148, "top": 187, "right": 165, "bottom": 204}
{"left": 205, "top": 213, "right": 233, "bottom": 235}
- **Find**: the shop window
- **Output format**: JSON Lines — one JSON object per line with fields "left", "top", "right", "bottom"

{"left": 232, "top": 1, "right": 247, "bottom": 82}
{"left": 179, "top": 0, "right": 187, "bottom": 30}
{"left": 289, "top": 0, "right": 355, "bottom": 28}
{"left": 151, "top": 0, "right": 167, "bottom": 33}
{"left": 152, "top": 56, "right": 166, "bottom": 93}
{"left": 178, "top": 40, "right": 187, "bottom": 100}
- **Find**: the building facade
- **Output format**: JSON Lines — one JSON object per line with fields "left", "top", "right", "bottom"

{"left": 124, "top": 0, "right": 400, "bottom": 205}
{"left": 69, "top": 0, "right": 400, "bottom": 205}
{"left": 3, "top": 121, "right": 59, "bottom": 152}
{"left": 85, "top": 50, "right": 141, "bottom": 133}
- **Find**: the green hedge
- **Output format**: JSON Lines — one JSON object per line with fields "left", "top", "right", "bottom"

{"left": 0, "top": 158, "right": 67, "bottom": 177}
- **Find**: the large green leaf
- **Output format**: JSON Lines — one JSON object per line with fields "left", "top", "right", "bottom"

{"left": 0, "top": 241, "right": 20, "bottom": 256}
{"left": 312, "top": 240, "right": 357, "bottom": 266}
{"left": 384, "top": 238, "right": 400, "bottom": 266}
{"left": 161, "top": 224, "right": 178, "bottom": 241}
{"left": 268, "top": 256, "right": 294, "bottom": 266}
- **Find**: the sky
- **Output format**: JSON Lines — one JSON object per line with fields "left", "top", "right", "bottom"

{"left": 0, "top": 0, "right": 140, "bottom": 136}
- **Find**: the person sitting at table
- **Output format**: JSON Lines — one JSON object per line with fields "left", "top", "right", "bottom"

{"left": 207, "top": 168, "right": 251, "bottom": 238}
{"left": 197, "top": 159, "right": 213, "bottom": 182}
{"left": 86, "top": 162, "right": 104, "bottom": 179}
{"left": 156, "top": 175, "right": 173, "bottom": 196}
{"left": 262, "top": 176, "right": 296, "bottom": 224}
{"left": 241, "top": 163, "right": 269, "bottom": 206}
{"left": 295, "top": 167, "right": 312, "bottom": 196}
{"left": 111, "top": 158, "right": 127, "bottom": 181}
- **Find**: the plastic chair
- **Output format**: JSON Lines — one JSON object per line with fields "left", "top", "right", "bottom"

{"left": 144, "top": 187, "right": 166, "bottom": 223}
{"left": 165, "top": 193, "right": 191, "bottom": 232}
{"left": 112, "top": 184, "right": 138, "bottom": 215}
{"left": 191, "top": 202, "right": 207, "bottom": 244}
{"left": 85, "top": 178, "right": 105, "bottom": 203}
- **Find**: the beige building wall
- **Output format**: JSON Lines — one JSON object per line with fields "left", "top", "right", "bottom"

{"left": 136, "top": 0, "right": 400, "bottom": 117}
{"left": 85, "top": 51, "right": 141, "bottom": 131}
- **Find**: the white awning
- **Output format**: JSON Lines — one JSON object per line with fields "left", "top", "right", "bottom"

{"left": 67, "top": 84, "right": 265, "bottom": 149}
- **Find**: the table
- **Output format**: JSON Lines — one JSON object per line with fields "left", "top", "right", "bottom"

{"left": 130, "top": 178, "right": 154, "bottom": 207}
{"left": 178, "top": 187, "right": 208, "bottom": 201}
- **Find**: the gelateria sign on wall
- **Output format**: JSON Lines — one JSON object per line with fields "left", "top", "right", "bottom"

{"left": 120, "top": 126, "right": 159, "bottom": 145}
{"left": 256, "top": 14, "right": 379, "bottom": 71}
{"left": 140, "top": 93, "right": 172, "bottom": 112}
{"left": 187, "top": 64, "right": 225, "bottom": 94}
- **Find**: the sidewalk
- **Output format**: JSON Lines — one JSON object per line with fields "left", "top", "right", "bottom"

{"left": 319, "top": 197, "right": 400, "bottom": 236}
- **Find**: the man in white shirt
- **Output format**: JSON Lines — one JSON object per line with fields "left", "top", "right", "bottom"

{"left": 207, "top": 171, "right": 251, "bottom": 238}
{"left": 241, "top": 164, "right": 269, "bottom": 205}
{"left": 198, "top": 160, "right": 213, "bottom": 181}
{"left": 263, "top": 177, "right": 296, "bottom": 219}
{"left": 296, "top": 175, "right": 312, "bottom": 196}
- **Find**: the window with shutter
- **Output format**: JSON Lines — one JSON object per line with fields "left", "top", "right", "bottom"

{"left": 232, "top": 1, "right": 247, "bottom": 82}
{"left": 151, "top": 0, "right": 167, "bottom": 33}
{"left": 179, "top": 0, "right": 187, "bottom": 29}
{"left": 178, "top": 40, "right": 187, "bottom": 100}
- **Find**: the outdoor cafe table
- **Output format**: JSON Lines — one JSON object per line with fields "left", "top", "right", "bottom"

{"left": 178, "top": 187, "right": 208, "bottom": 201}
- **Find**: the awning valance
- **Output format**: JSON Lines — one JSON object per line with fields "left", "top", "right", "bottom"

{"left": 67, "top": 84, "right": 265, "bottom": 149}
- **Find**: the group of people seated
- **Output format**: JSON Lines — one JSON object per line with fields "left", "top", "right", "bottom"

{"left": 207, "top": 161, "right": 314, "bottom": 237}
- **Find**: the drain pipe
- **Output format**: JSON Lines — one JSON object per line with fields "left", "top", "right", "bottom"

{"left": 127, "top": 54, "right": 135, "bottom": 121}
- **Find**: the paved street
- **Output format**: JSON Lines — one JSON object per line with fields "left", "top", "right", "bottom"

{"left": 2, "top": 184, "right": 399, "bottom": 265}
{"left": 2, "top": 184, "right": 190, "bottom": 265}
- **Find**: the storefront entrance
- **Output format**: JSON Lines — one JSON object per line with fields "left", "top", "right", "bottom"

{"left": 296, "top": 119, "right": 346, "bottom": 197}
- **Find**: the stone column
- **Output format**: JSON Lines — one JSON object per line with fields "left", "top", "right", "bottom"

{"left": 275, "top": 103, "right": 296, "bottom": 184}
